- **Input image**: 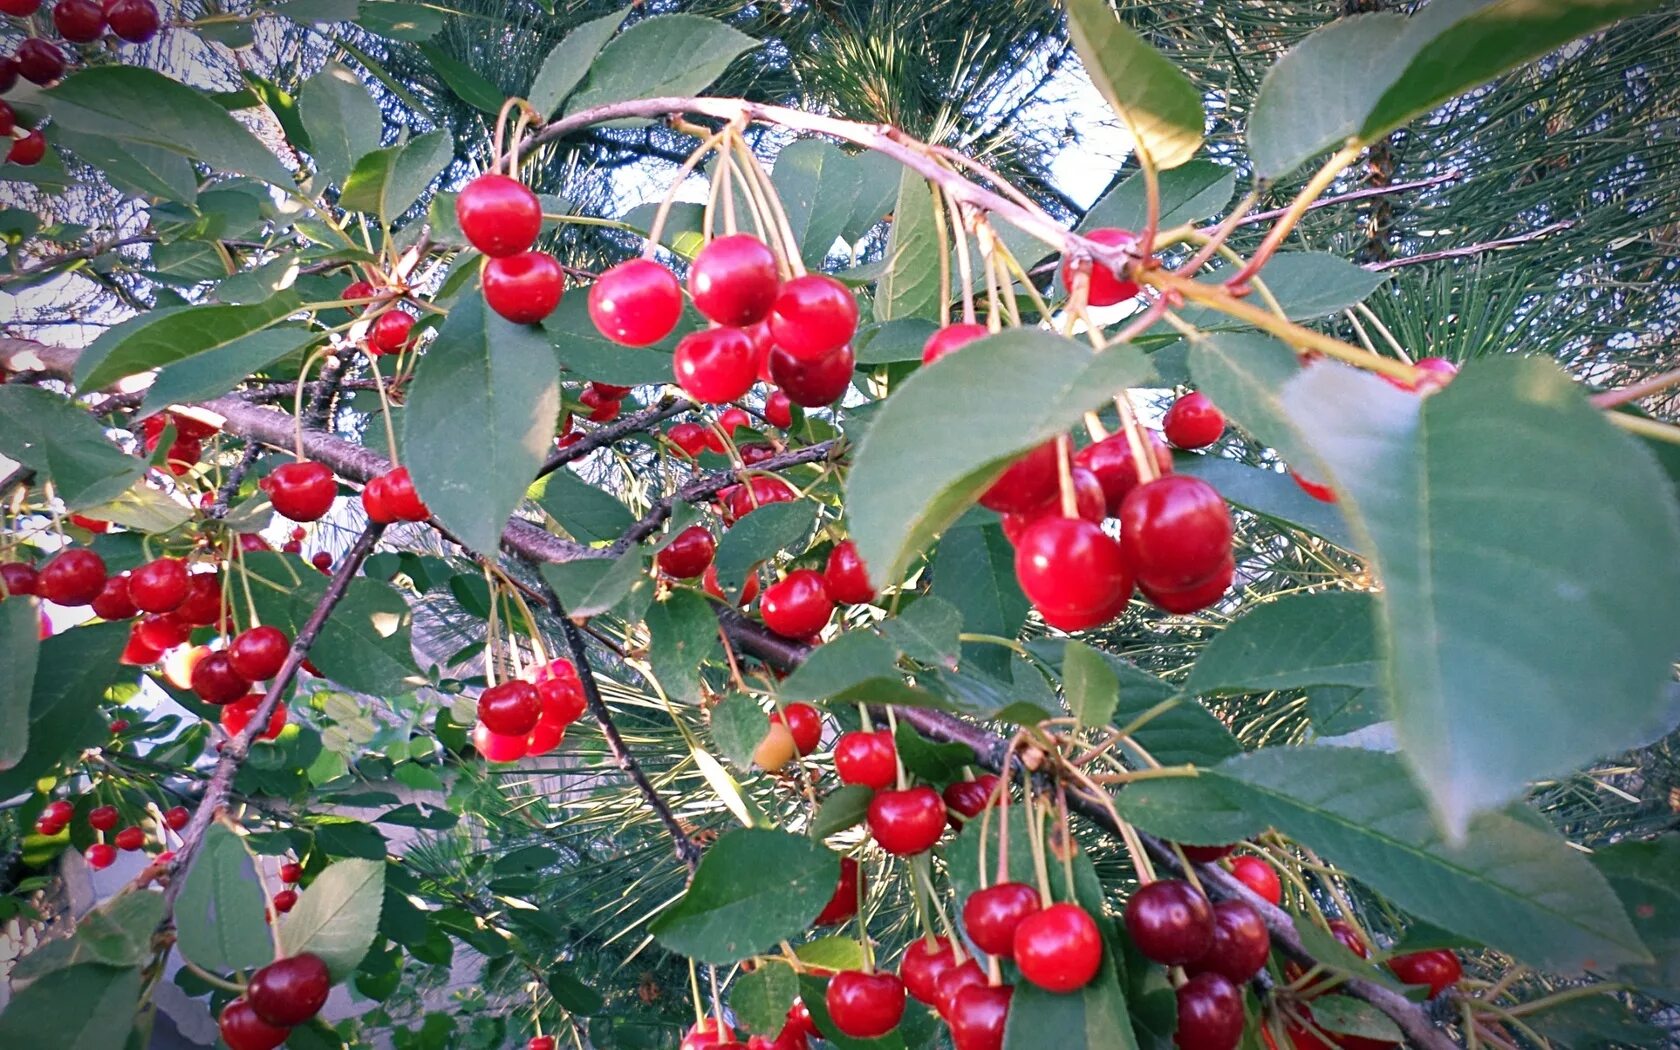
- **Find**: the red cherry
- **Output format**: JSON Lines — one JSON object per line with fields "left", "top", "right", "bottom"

{"left": 1411, "top": 357, "right": 1459, "bottom": 393}
{"left": 921, "top": 322, "right": 989, "bottom": 365}
{"left": 591, "top": 382, "right": 632, "bottom": 400}
{"left": 813, "top": 856, "right": 862, "bottom": 926}
{"left": 579, "top": 385, "right": 620, "bottom": 422}
{"left": 1387, "top": 949, "right": 1462, "bottom": 998}
{"left": 535, "top": 672, "right": 586, "bottom": 728}
{"left": 0, "top": 100, "right": 11, "bottom": 136}
{"left": 161, "top": 435, "right": 203, "bottom": 476}
{"left": 1124, "top": 879, "right": 1215, "bottom": 965}
{"left": 667, "top": 421, "right": 712, "bottom": 458}
{"left": 52, "top": 0, "right": 105, "bottom": 42}
{"left": 764, "top": 391, "right": 793, "bottom": 428}
{"left": 680, "top": 1018, "right": 736, "bottom": 1050}
{"left": 822, "top": 541, "right": 873, "bottom": 605}
{"left": 1013, "top": 516, "right": 1132, "bottom": 631}
{"left": 934, "top": 960, "right": 987, "bottom": 1019}
{"left": 722, "top": 476, "right": 796, "bottom": 522}
{"left": 44, "top": 800, "right": 73, "bottom": 824}
{"left": 898, "top": 936, "right": 958, "bottom": 1005}
{"left": 674, "top": 327, "right": 757, "bottom": 405}
{"left": 1000, "top": 466, "right": 1105, "bottom": 544}
{"left": 942, "top": 774, "right": 999, "bottom": 828}
{"left": 135, "top": 612, "right": 190, "bottom": 651}
{"left": 977, "top": 441, "right": 1059, "bottom": 514}
{"left": 589, "top": 259, "right": 683, "bottom": 346}
{"left": 528, "top": 1039, "right": 557, "bottom": 1050}
{"left": 1174, "top": 972, "right": 1244, "bottom": 1050}
{"left": 703, "top": 562, "right": 761, "bottom": 606}
{"left": 222, "top": 695, "right": 288, "bottom": 741}
{"left": 949, "top": 984, "right": 1012, "bottom": 1050}
{"left": 270, "top": 888, "right": 298, "bottom": 914}
{"left": 826, "top": 970, "right": 905, "bottom": 1039}
{"left": 381, "top": 467, "right": 429, "bottom": 521}
{"left": 0, "top": 57, "right": 14, "bottom": 94}
{"left": 176, "top": 573, "right": 223, "bottom": 627}
{"left": 262, "top": 460, "right": 337, "bottom": 520}
{"left": 219, "top": 999, "right": 290, "bottom": 1050}
{"left": 484, "top": 250, "right": 564, "bottom": 324}
{"left": 119, "top": 626, "right": 163, "bottom": 666}
{"left": 109, "top": 717, "right": 129, "bottom": 733}
{"left": 717, "top": 405, "right": 753, "bottom": 437}
{"left": 1074, "top": 430, "right": 1171, "bottom": 514}
{"left": 1120, "top": 475, "right": 1233, "bottom": 592}
{"left": 1014, "top": 902, "right": 1103, "bottom": 992}
{"left": 114, "top": 826, "right": 145, "bottom": 851}
{"left": 1291, "top": 471, "right": 1336, "bottom": 503}
{"left": 657, "top": 525, "right": 716, "bottom": 579}
{"left": 280, "top": 861, "right": 304, "bottom": 883}
{"left": 163, "top": 806, "right": 189, "bottom": 830}
{"left": 85, "top": 843, "right": 117, "bottom": 869}
{"left": 1181, "top": 843, "right": 1234, "bottom": 863}
{"left": 311, "top": 552, "right": 332, "bottom": 573}
{"left": 238, "top": 533, "right": 272, "bottom": 553}
{"left": 1140, "top": 557, "right": 1234, "bottom": 615}
{"left": 834, "top": 730, "right": 897, "bottom": 789}
{"left": 247, "top": 953, "right": 331, "bottom": 1027}
{"left": 90, "top": 575, "right": 137, "bottom": 621}
{"left": 35, "top": 815, "right": 64, "bottom": 836}
{"left": 866, "top": 786, "right": 946, "bottom": 856}
{"left": 1189, "top": 900, "right": 1270, "bottom": 983}
{"left": 768, "top": 275, "right": 857, "bottom": 361}
{"left": 192, "top": 652, "right": 250, "bottom": 705}
{"left": 472, "top": 722, "right": 530, "bottom": 762}
{"left": 690, "top": 234, "right": 780, "bottom": 326}
{"left": 456, "top": 174, "right": 542, "bottom": 258}
{"left": 1, "top": 561, "right": 40, "bottom": 598}
{"left": 342, "top": 279, "right": 375, "bottom": 304}
{"left": 0, "top": 0, "right": 41, "bottom": 15}
{"left": 1062, "top": 227, "right": 1140, "bottom": 306}
{"left": 771, "top": 702, "right": 822, "bottom": 755}
{"left": 169, "top": 413, "right": 218, "bottom": 442}
{"left": 128, "top": 557, "right": 188, "bottom": 613}
{"left": 88, "top": 805, "right": 119, "bottom": 831}
{"left": 369, "top": 309, "right": 416, "bottom": 355}
{"left": 1163, "top": 392, "right": 1226, "bottom": 449}
{"left": 768, "top": 342, "right": 854, "bottom": 407}
{"left": 1327, "top": 919, "right": 1369, "bottom": 959}
{"left": 39, "top": 548, "right": 107, "bottom": 605}
{"left": 103, "top": 0, "right": 159, "bottom": 42}
{"left": 15, "top": 39, "right": 67, "bottom": 86}
{"left": 479, "top": 680, "right": 541, "bottom": 736}
{"left": 963, "top": 882, "right": 1041, "bottom": 957}
{"left": 1229, "top": 855, "right": 1282, "bottom": 906}
{"left": 7, "top": 129, "right": 45, "bottom": 166}
{"left": 759, "top": 569, "right": 833, "bottom": 638}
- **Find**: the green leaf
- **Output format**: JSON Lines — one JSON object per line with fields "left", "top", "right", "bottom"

{"left": 1305, "top": 686, "right": 1386, "bottom": 738}
{"left": 1003, "top": 958, "right": 1138, "bottom": 1050}
{"left": 543, "top": 294, "right": 681, "bottom": 385}
{"left": 1307, "top": 996, "right": 1403, "bottom": 1043}
{"left": 1117, "top": 774, "right": 1266, "bottom": 846}
{"left": 777, "top": 629, "right": 901, "bottom": 703}
{"left": 73, "top": 293, "right": 300, "bottom": 392}
{"left": 0, "top": 622, "right": 126, "bottom": 799}
{"left": 565, "top": 15, "right": 759, "bottom": 117}
{"left": 1173, "top": 454, "right": 1359, "bottom": 552}
{"left": 271, "top": 0, "right": 356, "bottom": 23}
{"left": 0, "top": 963, "right": 141, "bottom": 1049}
{"left": 540, "top": 552, "right": 648, "bottom": 620}
{"left": 279, "top": 858, "right": 386, "bottom": 980}
{"left": 140, "top": 327, "right": 316, "bottom": 417}
{"left": 527, "top": 8, "right": 627, "bottom": 117}
{"left": 1522, "top": 994, "right": 1669, "bottom": 1049}
{"left": 243, "top": 552, "right": 421, "bottom": 696}
{"left": 354, "top": 1, "right": 446, "bottom": 41}
{"left": 41, "top": 67, "right": 293, "bottom": 186}
{"left": 795, "top": 937, "right": 866, "bottom": 972}
{"left": 893, "top": 720, "right": 974, "bottom": 786}
{"left": 1080, "top": 161, "right": 1236, "bottom": 235}
{"left": 546, "top": 969, "right": 604, "bottom": 1015}
{"left": 710, "top": 693, "right": 769, "bottom": 769}
{"left": 10, "top": 891, "right": 164, "bottom": 979}
{"left": 0, "top": 602, "right": 39, "bottom": 770}
{"left": 853, "top": 319, "right": 938, "bottom": 365}
{"left": 712, "top": 501, "right": 817, "bottom": 591}
{"left": 797, "top": 975, "right": 908, "bottom": 1050}
{"left": 649, "top": 829, "right": 839, "bottom": 964}
{"left": 0, "top": 387, "right": 144, "bottom": 510}
{"left": 403, "top": 295, "right": 559, "bottom": 555}
{"left": 1592, "top": 835, "right": 1680, "bottom": 1002}
{"left": 810, "top": 784, "right": 874, "bottom": 839}
{"left": 1207, "top": 747, "right": 1651, "bottom": 973}
{"left": 417, "top": 42, "right": 504, "bottom": 115}
{"left": 873, "top": 168, "right": 943, "bottom": 323}
{"left": 176, "top": 824, "right": 271, "bottom": 973}
{"left": 338, "top": 130, "right": 454, "bottom": 223}
{"left": 1062, "top": 639, "right": 1118, "bottom": 727}
{"left": 846, "top": 329, "right": 1152, "bottom": 584}
{"left": 772, "top": 138, "right": 880, "bottom": 266}
{"left": 730, "top": 961, "right": 799, "bottom": 1035}
{"left": 881, "top": 595, "right": 962, "bottom": 669}
{"left": 647, "top": 590, "right": 722, "bottom": 705}
{"left": 54, "top": 128, "right": 196, "bottom": 202}
{"left": 1185, "top": 592, "right": 1379, "bottom": 696}
{"left": 1179, "top": 255, "right": 1386, "bottom": 328}
{"left": 930, "top": 516, "right": 1027, "bottom": 680}
{"left": 300, "top": 61, "right": 383, "bottom": 189}
{"left": 1064, "top": 0, "right": 1204, "bottom": 169}
{"left": 1186, "top": 332, "right": 1313, "bottom": 467}
{"left": 535, "top": 467, "right": 636, "bottom": 545}
{"left": 1282, "top": 357, "right": 1680, "bottom": 833}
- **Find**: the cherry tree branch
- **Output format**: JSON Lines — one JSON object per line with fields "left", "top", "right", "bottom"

{"left": 537, "top": 395, "right": 696, "bottom": 479}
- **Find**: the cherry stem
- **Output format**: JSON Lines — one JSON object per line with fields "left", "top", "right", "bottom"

{"left": 1024, "top": 788, "right": 1054, "bottom": 908}
{"left": 1225, "top": 143, "right": 1364, "bottom": 290}
{"left": 1054, "top": 433, "right": 1077, "bottom": 519}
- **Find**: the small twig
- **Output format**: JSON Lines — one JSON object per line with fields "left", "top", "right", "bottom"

{"left": 1364, "top": 222, "right": 1574, "bottom": 272}
{"left": 610, "top": 441, "right": 840, "bottom": 554}
{"left": 1589, "top": 367, "right": 1680, "bottom": 409}
{"left": 536, "top": 396, "right": 696, "bottom": 479}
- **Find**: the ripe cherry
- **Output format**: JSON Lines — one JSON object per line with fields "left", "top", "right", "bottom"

{"left": 703, "top": 562, "right": 760, "bottom": 607}
{"left": 963, "top": 882, "right": 1041, "bottom": 957}
{"left": 371, "top": 467, "right": 429, "bottom": 522}
{"left": 135, "top": 612, "right": 189, "bottom": 651}
{"left": 866, "top": 786, "right": 946, "bottom": 856}
{"left": 1063, "top": 227, "right": 1140, "bottom": 306}
{"left": 311, "top": 553, "right": 332, "bottom": 574}
{"left": 977, "top": 441, "right": 1059, "bottom": 514}
{"left": 39, "top": 548, "right": 108, "bottom": 605}
{"left": 721, "top": 476, "right": 796, "bottom": 522}
{"left": 85, "top": 842, "right": 117, "bottom": 869}
{"left": 261, "top": 461, "right": 338, "bottom": 524}
{"left": 813, "top": 856, "right": 862, "bottom": 926}
{"left": 1190, "top": 900, "right": 1271, "bottom": 983}
{"left": 484, "top": 250, "right": 564, "bottom": 324}
{"left": 0, "top": 0, "right": 41, "bottom": 15}
{"left": 219, "top": 999, "right": 290, "bottom": 1050}
{"left": 163, "top": 806, "right": 190, "bottom": 830}
{"left": 1125, "top": 879, "right": 1216, "bottom": 965}
{"left": 768, "top": 343, "right": 854, "bottom": 407}
{"left": 657, "top": 525, "right": 716, "bottom": 579}
{"left": 680, "top": 1018, "right": 736, "bottom": 1050}
{"left": 88, "top": 805, "right": 119, "bottom": 831}
{"left": 690, "top": 234, "right": 780, "bottom": 326}
{"left": 114, "top": 826, "right": 145, "bottom": 851}
{"left": 716, "top": 405, "right": 752, "bottom": 437}
{"left": 934, "top": 959, "right": 987, "bottom": 1019}
{"left": 1140, "top": 557, "right": 1234, "bottom": 615}
{"left": 949, "top": 984, "right": 1012, "bottom": 1050}
{"left": 667, "top": 421, "right": 712, "bottom": 458}
{"left": 120, "top": 625, "right": 163, "bottom": 666}
{"left": 759, "top": 569, "right": 833, "bottom": 638}
{"left": 176, "top": 573, "right": 223, "bottom": 627}
{"left": 53, "top": 0, "right": 105, "bottom": 40}
{"left": 591, "top": 381, "right": 633, "bottom": 400}
{"left": 1387, "top": 949, "right": 1462, "bottom": 998}
{"left": 822, "top": 541, "right": 873, "bottom": 605}
{"left": 942, "top": 774, "right": 1000, "bottom": 828}
{"left": 34, "top": 815, "right": 64, "bottom": 836}
{"left": 479, "top": 680, "right": 541, "bottom": 737}
{"left": 768, "top": 275, "right": 857, "bottom": 361}
{"left": 369, "top": 309, "right": 416, "bottom": 354}
{"left": 103, "top": 0, "right": 160, "bottom": 42}
{"left": 771, "top": 702, "right": 822, "bottom": 755}
{"left": 270, "top": 888, "right": 299, "bottom": 914}
{"left": 1163, "top": 392, "right": 1226, "bottom": 449}
{"left": 826, "top": 970, "right": 905, "bottom": 1039}
{"left": 247, "top": 952, "right": 331, "bottom": 1027}
{"left": 1074, "top": 430, "right": 1173, "bottom": 514}
{"left": 8, "top": 129, "right": 45, "bottom": 166}
{"left": 899, "top": 936, "right": 958, "bottom": 1005}
{"left": 1015, "top": 902, "right": 1103, "bottom": 992}
{"left": 579, "top": 385, "right": 620, "bottom": 422}
{"left": 0, "top": 99, "right": 11, "bottom": 136}
{"left": 91, "top": 575, "right": 137, "bottom": 621}
{"left": 44, "top": 800, "right": 73, "bottom": 825}
{"left": 589, "top": 259, "right": 683, "bottom": 346}
{"left": 0, "top": 57, "right": 14, "bottom": 94}
{"left": 1229, "top": 855, "right": 1282, "bottom": 906}
{"left": 528, "top": 1039, "right": 557, "bottom": 1050}
{"left": 1000, "top": 466, "right": 1105, "bottom": 544}
{"left": 834, "top": 729, "right": 896, "bottom": 789}
{"left": 1291, "top": 471, "right": 1336, "bottom": 503}
{"left": 764, "top": 390, "right": 794, "bottom": 428}
{"left": 15, "top": 39, "right": 67, "bottom": 86}
{"left": 456, "top": 173, "right": 542, "bottom": 257}
{"left": 128, "top": 557, "right": 188, "bottom": 613}
{"left": 1013, "top": 517, "right": 1132, "bottom": 631}
{"left": 1120, "top": 475, "right": 1233, "bottom": 592}
{"left": 109, "top": 717, "right": 129, "bottom": 733}
{"left": 191, "top": 652, "right": 250, "bottom": 704}
{"left": 922, "top": 322, "right": 988, "bottom": 365}
{"left": 473, "top": 722, "right": 529, "bottom": 762}
{"left": 1174, "top": 972, "right": 1244, "bottom": 1050}
{"left": 1328, "top": 919, "right": 1368, "bottom": 959}
{"left": 1, "top": 561, "right": 40, "bottom": 597}
{"left": 222, "top": 695, "right": 288, "bottom": 741}
{"left": 674, "top": 327, "right": 757, "bottom": 405}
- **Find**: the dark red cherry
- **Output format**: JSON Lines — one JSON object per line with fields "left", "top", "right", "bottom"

{"left": 921, "top": 322, "right": 989, "bottom": 365}
{"left": 825, "top": 970, "right": 905, "bottom": 1039}
{"left": 52, "top": 0, "right": 105, "bottom": 42}
{"left": 114, "top": 825, "right": 145, "bottom": 851}
{"left": 1229, "top": 855, "right": 1282, "bottom": 906}
{"left": 771, "top": 702, "right": 822, "bottom": 755}
{"left": 764, "top": 390, "right": 793, "bottom": 428}
{"left": 578, "top": 385, "right": 620, "bottom": 423}
{"left": 163, "top": 805, "right": 190, "bottom": 830}
{"left": 247, "top": 952, "right": 331, "bottom": 1027}
{"left": 674, "top": 327, "right": 757, "bottom": 405}
{"left": 768, "top": 343, "right": 854, "bottom": 407}
{"left": 271, "top": 888, "right": 298, "bottom": 913}
{"left": 722, "top": 476, "right": 796, "bottom": 523}
{"left": 1124, "top": 879, "right": 1215, "bottom": 965}
{"left": 1163, "top": 392, "right": 1225, "bottom": 449}
{"left": 759, "top": 569, "right": 833, "bottom": 638}
{"left": 176, "top": 573, "right": 223, "bottom": 627}
{"left": 768, "top": 275, "right": 857, "bottom": 361}
{"left": 7, "top": 128, "right": 45, "bottom": 166}
{"left": 88, "top": 805, "right": 119, "bottom": 831}
{"left": 192, "top": 652, "right": 250, "bottom": 704}
{"left": 1140, "top": 556, "right": 1234, "bottom": 615}
{"left": 1062, "top": 227, "right": 1140, "bottom": 306}
{"left": 822, "top": 541, "right": 873, "bottom": 605}
{"left": 311, "top": 553, "right": 332, "bottom": 574}
{"left": 1, "top": 561, "right": 40, "bottom": 598}
{"left": 276, "top": 862, "right": 302, "bottom": 884}
{"left": 0, "top": 57, "right": 15, "bottom": 94}
{"left": 1387, "top": 949, "right": 1462, "bottom": 998}
{"left": 103, "top": 0, "right": 159, "bottom": 42}
{"left": 656, "top": 525, "right": 716, "bottom": 579}
{"left": 680, "top": 1018, "right": 736, "bottom": 1050}
{"left": 1000, "top": 465, "right": 1105, "bottom": 544}
{"left": 1174, "top": 972, "right": 1244, "bottom": 1050}
{"left": 219, "top": 999, "right": 290, "bottom": 1050}
{"left": 1181, "top": 843, "right": 1235, "bottom": 863}
{"left": 589, "top": 259, "right": 683, "bottom": 346}
{"left": 866, "top": 786, "right": 946, "bottom": 856}
{"left": 834, "top": 730, "right": 896, "bottom": 789}
{"left": 261, "top": 461, "right": 336, "bottom": 521}
{"left": 898, "top": 936, "right": 958, "bottom": 1005}
{"left": 15, "top": 39, "right": 67, "bottom": 86}
{"left": 483, "top": 250, "right": 563, "bottom": 324}
{"left": 478, "top": 680, "right": 541, "bottom": 736}
{"left": 949, "top": 984, "right": 1012, "bottom": 1050}
{"left": 1327, "top": 919, "right": 1369, "bottom": 959}
{"left": 0, "top": 0, "right": 41, "bottom": 15}
{"left": 86, "top": 841, "right": 117, "bottom": 868}
{"left": 977, "top": 441, "right": 1059, "bottom": 514}
{"left": 369, "top": 309, "right": 416, "bottom": 354}
{"left": 1120, "top": 475, "right": 1233, "bottom": 592}
{"left": 690, "top": 234, "right": 780, "bottom": 326}
{"left": 942, "top": 774, "right": 1000, "bottom": 828}
{"left": 38, "top": 548, "right": 107, "bottom": 605}
{"left": 455, "top": 173, "right": 542, "bottom": 258}
{"left": 963, "top": 882, "right": 1041, "bottom": 957}
{"left": 135, "top": 612, "right": 189, "bottom": 650}
{"left": 1014, "top": 902, "right": 1103, "bottom": 992}
{"left": 934, "top": 959, "right": 987, "bottom": 1020}
{"left": 813, "top": 856, "right": 862, "bottom": 926}
{"left": 0, "top": 99, "right": 11, "bottom": 136}
{"left": 1190, "top": 900, "right": 1270, "bottom": 983}
{"left": 90, "top": 575, "right": 137, "bottom": 621}
{"left": 1074, "top": 430, "right": 1172, "bottom": 514}
{"left": 229, "top": 625, "right": 289, "bottom": 681}
{"left": 128, "top": 557, "right": 188, "bottom": 613}
{"left": 1013, "top": 516, "right": 1132, "bottom": 631}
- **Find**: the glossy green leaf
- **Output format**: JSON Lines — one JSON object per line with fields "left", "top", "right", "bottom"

{"left": 873, "top": 167, "right": 943, "bottom": 323}
{"left": 846, "top": 329, "right": 1151, "bottom": 585}
{"left": 1179, "top": 254, "right": 1386, "bottom": 328}
{"left": 1186, "top": 332, "right": 1314, "bottom": 467}
{"left": 566, "top": 14, "right": 759, "bottom": 116}
{"left": 794, "top": 937, "right": 866, "bottom": 972}
{"left": 810, "top": 784, "right": 874, "bottom": 839}
{"left": 546, "top": 969, "right": 604, "bottom": 1015}
{"left": 892, "top": 720, "right": 974, "bottom": 786}
{"left": 1062, "top": 639, "right": 1119, "bottom": 727}
{"left": 417, "top": 42, "right": 504, "bottom": 114}
{"left": 140, "top": 327, "right": 316, "bottom": 417}
{"left": 0, "top": 602, "right": 38, "bottom": 770}
{"left": 712, "top": 501, "right": 816, "bottom": 591}
{"left": 881, "top": 595, "right": 962, "bottom": 669}
{"left": 1064, "top": 0, "right": 1204, "bottom": 169}
{"left": 0, "top": 622, "right": 127, "bottom": 799}
{"left": 299, "top": 61, "right": 383, "bottom": 188}
{"left": 540, "top": 551, "right": 648, "bottom": 620}
{"left": 279, "top": 858, "right": 386, "bottom": 980}
{"left": 528, "top": 8, "right": 627, "bottom": 117}
{"left": 338, "top": 130, "right": 454, "bottom": 223}
{"left": 354, "top": 1, "right": 446, "bottom": 41}
{"left": 777, "top": 629, "right": 901, "bottom": 703}
{"left": 647, "top": 590, "right": 722, "bottom": 705}
{"left": 244, "top": 552, "right": 421, "bottom": 696}
{"left": 730, "top": 961, "right": 799, "bottom": 1035}
{"left": 1117, "top": 774, "right": 1266, "bottom": 846}
{"left": 930, "top": 515, "right": 1027, "bottom": 680}
{"left": 53, "top": 128, "right": 196, "bottom": 202}
{"left": 1185, "top": 592, "right": 1379, "bottom": 696}
{"left": 772, "top": 138, "right": 882, "bottom": 266}
{"left": 1003, "top": 955, "right": 1137, "bottom": 1050}
{"left": 1306, "top": 686, "right": 1387, "bottom": 738}
{"left": 1080, "top": 160, "right": 1236, "bottom": 235}
{"left": 853, "top": 318, "right": 938, "bottom": 365}
{"left": 73, "top": 293, "right": 299, "bottom": 392}
{"left": 0, "top": 387, "right": 144, "bottom": 509}
{"left": 710, "top": 693, "right": 769, "bottom": 769}
{"left": 1592, "top": 835, "right": 1680, "bottom": 1002}
{"left": 535, "top": 467, "right": 636, "bottom": 545}
{"left": 0, "top": 963, "right": 141, "bottom": 1050}
{"left": 176, "top": 824, "right": 271, "bottom": 973}
{"left": 649, "top": 829, "right": 839, "bottom": 964}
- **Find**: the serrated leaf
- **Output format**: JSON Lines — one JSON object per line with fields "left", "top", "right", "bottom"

{"left": 176, "top": 824, "right": 271, "bottom": 973}
{"left": 1062, "top": 639, "right": 1118, "bottom": 727}
{"left": 54, "top": 128, "right": 197, "bottom": 202}
{"left": 417, "top": 42, "right": 504, "bottom": 115}
{"left": 140, "top": 326, "right": 316, "bottom": 417}
{"left": 299, "top": 61, "right": 383, "bottom": 189}
{"left": 853, "top": 318, "right": 938, "bottom": 365}
{"left": 279, "top": 858, "right": 386, "bottom": 979}
{"left": 1117, "top": 774, "right": 1266, "bottom": 846}
{"left": 338, "top": 130, "right": 453, "bottom": 223}
{"left": 1591, "top": 835, "right": 1680, "bottom": 1002}
{"left": 777, "top": 630, "right": 901, "bottom": 703}
{"left": 930, "top": 515, "right": 1027, "bottom": 680}
{"left": 881, "top": 595, "right": 962, "bottom": 669}
{"left": 535, "top": 467, "right": 636, "bottom": 545}
{"left": 0, "top": 622, "right": 126, "bottom": 799}
{"left": 873, "top": 167, "right": 943, "bottom": 323}
{"left": 1080, "top": 160, "right": 1236, "bottom": 235}
{"left": 0, "top": 963, "right": 141, "bottom": 1050}
{"left": 566, "top": 15, "right": 759, "bottom": 117}
{"left": 1179, "top": 254, "right": 1386, "bottom": 328}
{"left": 712, "top": 501, "right": 816, "bottom": 591}
{"left": 710, "top": 693, "right": 769, "bottom": 769}
{"left": 1185, "top": 592, "right": 1379, "bottom": 696}
{"left": 647, "top": 589, "right": 722, "bottom": 705}
{"left": 0, "top": 388, "right": 143, "bottom": 511}
{"left": 528, "top": 8, "right": 627, "bottom": 117}
{"left": 1064, "top": 0, "right": 1204, "bottom": 169}
{"left": 73, "top": 293, "right": 300, "bottom": 392}
{"left": 0, "top": 603, "right": 39, "bottom": 770}
{"left": 772, "top": 138, "right": 875, "bottom": 266}
{"left": 730, "top": 961, "right": 799, "bottom": 1035}
{"left": 810, "top": 784, "right": 874, "bottom": 839}
{"left": 649, "top": 829, "right": 839, "bottom": 964}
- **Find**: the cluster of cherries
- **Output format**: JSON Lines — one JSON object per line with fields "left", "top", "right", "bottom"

{"left": 454, "top": 172, "right": 566, "bottom": 324}
{"left": 471, "top": 657, "right": 588, "bottom": 762}
{"left": 218, "top": 951, "right": 333, "bottom": 1050}
{"left": 33, "top": 797, "right": 188, "bottom": 870}
{"left": 269, "top": 858, "right": 303, "bottom": 917}
{"left": 261, "top": 457, "right": 431, "bottom": 528}
{"left": 675, "top": 999, "right": 820, "bottom": 1050}
{"left": 140, "top": 411, "right": 217, "bottom": 476}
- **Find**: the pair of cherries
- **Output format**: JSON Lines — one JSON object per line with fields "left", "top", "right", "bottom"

{"left": 752, "top": 701, "right": 823, "bottom": 772}
{"left": 832, "top": 731, "right": 949, "bottom": 857}
{"left": 756, "top": 541, "right": 875, "bottom": 640}
{"left": 218, "top": 953, "right": 332, "bottom": 1050}
{"left": 456, "top": 174, "right": 565, "bottom": 324}
{"left": 472, "top": 658, "right": 588, "bottom": 761}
